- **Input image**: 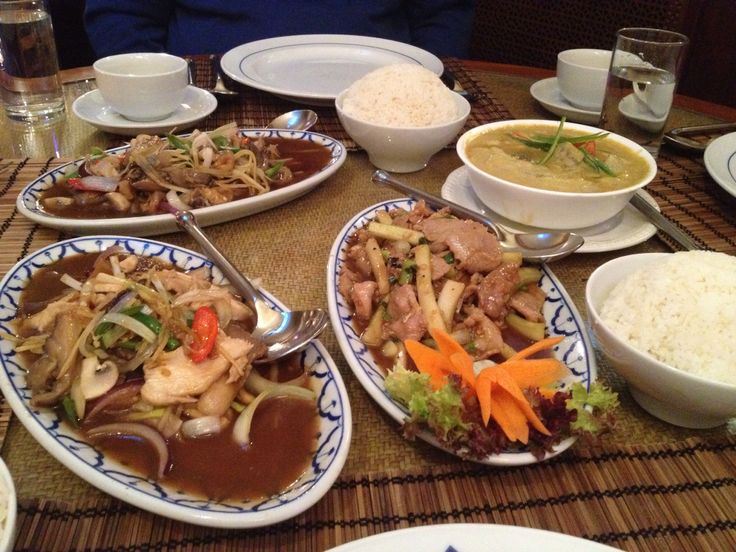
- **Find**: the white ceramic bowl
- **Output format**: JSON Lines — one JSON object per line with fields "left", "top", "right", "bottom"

{"left": 586, "top": 253, "right": 736, "bottom": 428}
{"left": 335, "top": 90, "right": 470, "bottom": 172}
{"left": 456, "top": 119, "right": 658, "bottom": 230}
{"left": 0, "top": 457, "right": 16, "bottom": 552}
{"left": 93, "top": 53, "right": 188, "bottom": 121}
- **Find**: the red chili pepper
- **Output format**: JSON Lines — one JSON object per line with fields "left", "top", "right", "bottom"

{"left": 66, "top": 177, "right": 85, "bottom": 190}
{"left": 189, "top": 306, "right": 219, "bottom": 362}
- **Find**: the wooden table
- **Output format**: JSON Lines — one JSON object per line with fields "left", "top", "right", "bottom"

{"left": 0, "top": 60, "right": 735, "bottom": 551}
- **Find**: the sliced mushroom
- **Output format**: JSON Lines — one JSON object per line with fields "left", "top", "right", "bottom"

{"left": 79, "top": 357, "right": 119, "bottom": 400}
{"left": 105, "top": 191, "right": 131, "bottom": 212}
{"left": 41, "top": 196, "right": 74, "bottom": 210}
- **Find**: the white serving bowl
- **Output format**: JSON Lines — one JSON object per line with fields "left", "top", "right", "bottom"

{"left": 335, "top": 90, "right": 470, "bottom": 172}
{"left": 456, "top": 119, "right": 658, "bottom": 230}
{"left": 0, "top": 457, "right": 16, "bottom": 552}
{"left": 586, "top": 253, "right": 736, "bottom": 428}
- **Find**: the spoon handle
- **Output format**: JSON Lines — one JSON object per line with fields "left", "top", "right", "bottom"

{"left": 371, "top": 170, "right": 504, "bottom": 240}
{"left": 630, "top": 192, "right": 704, "bottom": 251}
{"left": 174, "top": 210, "right": 262, "bottom": 309}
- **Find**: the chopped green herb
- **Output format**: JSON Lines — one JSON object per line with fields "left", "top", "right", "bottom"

{"left": 443, "top": 252, "right": 455, "bottom": 264}
{"left": 264, "top": 161, "right": 284, "bottom": 178}
{"left": 61, "top": 395, "right": 79, "bottom": 427}
{"left": 167, "top": 134, "right": 190, "bottom": 151}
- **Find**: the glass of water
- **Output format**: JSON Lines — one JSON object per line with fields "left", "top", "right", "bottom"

{"left": 0, "top": 0, "right": 65, "bottom": 122}
{"left": 598, "top": 28, "right": 689, "bottom": 158}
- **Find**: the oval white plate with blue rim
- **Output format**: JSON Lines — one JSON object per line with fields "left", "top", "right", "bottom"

{"left": 16, "top": 129, "right": 347, "bottom": 237}
{"left": 0, "top": 236, "right": 352, "bottom": 528}
{"left": 326, "top": 198, "right": 596, "bottom": 467}
{"left": 327, "top": 523, "right": 619, "bottom": 552}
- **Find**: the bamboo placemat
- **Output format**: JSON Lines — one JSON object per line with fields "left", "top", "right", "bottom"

{"left": 11, "top": 438, "right": 736, "bottom": 551}
{"left": 188, "top": 57, "right": 511, "bottom": 149}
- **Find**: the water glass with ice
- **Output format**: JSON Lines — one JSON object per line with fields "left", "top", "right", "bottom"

{"left": 0, "top": 0, "right": 65, "bottom": 122}
{"left": 598, "top": 28, "right": 689, "bottom": 158}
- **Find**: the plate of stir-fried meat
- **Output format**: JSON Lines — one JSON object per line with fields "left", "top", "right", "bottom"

{"left": 17, "top": 124, "right": 346, "bottom": 237}
{"left": 328, "top": 199, "right": 616, "bottom": 466}
{"left": 0, "top": 236, "right": 351, "bottom": 528}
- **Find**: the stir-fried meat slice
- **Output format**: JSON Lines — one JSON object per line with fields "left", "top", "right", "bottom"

{"left": 338, "top": 266, "right": 361, "bottom": 305}
{"left": 418, "top": 217, "right": 502, "bottom": 273}
{"left": 18, "top": 296, "right": 81, "bottom": 332}
{"left": 430, "top": 253, "right": 452, "bottom": 281}
{"left": 386, "top": 284, "right": 426, "bottom": 342}
{"left": 183, "top": 186, "right": 235, "bottom": 208}
{"left": 28, "top": 311, "right": 89, "bottom": 405}
{"left": 477, "top": 263, "right": 520, "bottom": 321}
{"left": 174, "top": 286, "right": 253, "bottom": 329}
{"left": 142, "top": 335, "right": 255, "bottom": 405}
{"left": 346, "top": 244, "right": 372, "bottom": 278}
{"left": 509, "top": 285, "right": 546, "bottom": 322}
{"left": 156, "top": 269, "right": 211, "bottom": 295}
{"left": 351, "top": 280, "right": 377, "bottom": 321}
{"left": 461, "top": 306, "right": 503, "bottom": 359}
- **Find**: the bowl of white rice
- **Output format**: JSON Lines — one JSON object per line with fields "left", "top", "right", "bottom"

{"left": 335, "top": 64, "right": 470, "bottom": 172}
{"left": 586, "top": 251, "right": 736, "bottom": 428}
{"left": 0, "top": 457, "right": 16, "bottom": 552}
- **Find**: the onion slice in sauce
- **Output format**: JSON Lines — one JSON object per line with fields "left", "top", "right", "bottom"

{"left": 181, "top": 415, "right": 222, "bottom": 439}
{"left": 232, "top": 384, "right": 315, "bottom": 446}
{"left": 86, "top": 380, "right": 143, "bottom": 420}
{"left": 75, "top": 176, "right": 119, "bottom": 192}
{"left": 87, "top": 422, "right": 169, "bottom": 478}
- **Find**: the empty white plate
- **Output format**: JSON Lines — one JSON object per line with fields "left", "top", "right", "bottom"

{"left": 72, "top": 86, "right": 217, "bottom": 136}
{"left": 221, "top": 34, "right": 443, "bottom": 105}
{"left": 442, "top": 166, "right": 659, "bottom": 253}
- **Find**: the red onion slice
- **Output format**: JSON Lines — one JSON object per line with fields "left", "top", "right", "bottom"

{"left": 85, "top": 381, "right": 143, "bottom": 421}
{"left": 87, "top": 422, "right": 169, "bottom": 479}
{"left": 76, "top": 176, "right": 119, "bottom": 192}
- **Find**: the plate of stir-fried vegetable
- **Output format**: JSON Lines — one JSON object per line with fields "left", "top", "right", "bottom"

{"left": 17, "top": 125, "right": 346, "bottom": 237}
{"left": 0, "top": 236, "right": 351, "bottom": 528}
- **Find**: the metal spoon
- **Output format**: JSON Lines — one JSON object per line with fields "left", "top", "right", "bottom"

{"left": 206, "top": 54, "right": 239, "bottom": 98}
{"left": 372, "top": 170, "right": 584, "bottom": 263}
{"left": 267, "top": 109, "right": 318, "bottom": 131}
{"left": 174, "top": 210, "right": 329, "bottom": 363}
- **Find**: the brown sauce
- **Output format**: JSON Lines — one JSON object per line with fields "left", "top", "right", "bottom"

{"left": 39, "top": 137, "right": 333, "bottom": 219}
{"left": 20, "top": 250, "right": 319, "bottom": 501}
{"left": 89, "top": 397, "right": 317, "bottom": 501}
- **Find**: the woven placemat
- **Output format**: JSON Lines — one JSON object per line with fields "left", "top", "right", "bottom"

{"left": 188, "top": 57, "right": 511, "bottom": 149}
{"left": 11, "top": 437, "right": 736, "bottom": 551}
{"left": 648, "top": 150, "right": 736, "bottom": 253}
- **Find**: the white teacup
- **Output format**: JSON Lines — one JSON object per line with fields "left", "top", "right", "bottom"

{"left": 556, "top": 49, "right": 612, "bottom": 111}
{"left": 632, "top": 80, "right": 675, "bottom": 118}
{"left": 93, "top": 53, "right": 188, "bottom": 121}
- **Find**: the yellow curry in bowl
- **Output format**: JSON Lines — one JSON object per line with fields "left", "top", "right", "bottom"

{"left": 464, "top": 123, "right": 652, "bottom": 194}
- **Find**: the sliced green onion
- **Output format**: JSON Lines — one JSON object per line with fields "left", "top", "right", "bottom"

{"left": 62, "top": 395, "right": 79, "bottom": 427}
{"left": 443, "top": 252, "right": 455, "bottom": 264}
{"left": 167, "top": 134, "right": 190, "bottom": 151}
{"left": 264, "top": 161, "right": 284, "bottom": 178}
{"left": 538, "top": 117, "right": 566, "bottom": 165}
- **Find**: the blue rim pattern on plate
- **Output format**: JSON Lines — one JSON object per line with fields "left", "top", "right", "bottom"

{"left": 0, "top": 236, "right": 351, "bottom": 528}
{"left": 16, "top": 129, "right": 347, "bottom": 237}
{"left": 326, "top": 199, "right": 596, "bottom": 467}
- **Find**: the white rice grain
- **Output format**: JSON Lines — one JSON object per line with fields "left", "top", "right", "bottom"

{"left": 341, "top": 64, "right": 458, "bottom": 127}
{"left": 600, "top": 251, "right": 736, "bottom": 385}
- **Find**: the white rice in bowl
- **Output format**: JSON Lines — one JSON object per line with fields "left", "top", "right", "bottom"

{"left": 600, "top": 251, "right": 736, "bottom": 385}
{"left": 341, "top": 64, "right": 458, "bottom": 127}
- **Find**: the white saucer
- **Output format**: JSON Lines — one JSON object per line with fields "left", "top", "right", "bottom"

{"left": 442, "top": 166, "right": 659, "bottom": 253}
{"left": 72, "top": 86, "right": 218, "bottom": 136}
{"left": 618, "top": 94, "right": 667, "bottom": 134}
{"left": 529, "top": 77, "right": 601, "bottom": 125}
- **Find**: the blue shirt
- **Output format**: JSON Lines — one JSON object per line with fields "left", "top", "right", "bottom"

{"left": 84, "top": 0, "right": 475, "bottom": 59}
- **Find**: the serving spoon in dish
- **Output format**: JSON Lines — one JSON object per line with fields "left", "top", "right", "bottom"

{"left": 174, "top": 210, "right": 329, "bottom": 363}
{"left": 267, "top": 109, "right": 318, "bottom": 132}
{"left": 372, "top": 170, "right": 584, "bottom": 263}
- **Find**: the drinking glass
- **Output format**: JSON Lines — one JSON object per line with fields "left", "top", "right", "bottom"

{"left": 598, "top": 28, "right": 689, "bottom": 158}
{"left": 0, "top": 0, "right": 65, "bottom": 121}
